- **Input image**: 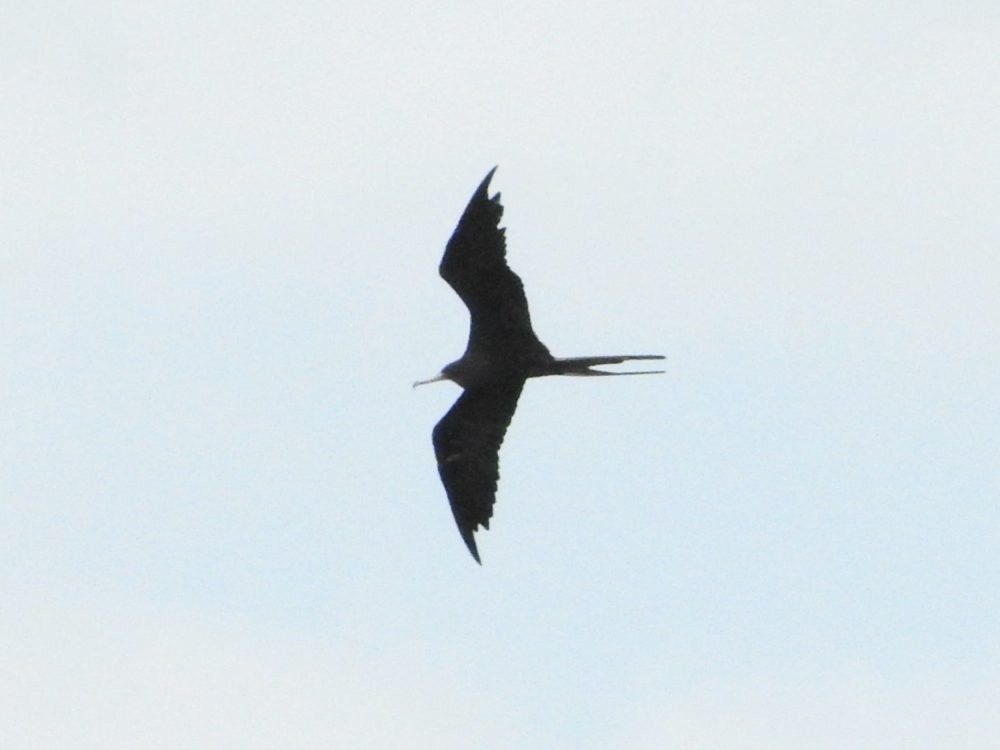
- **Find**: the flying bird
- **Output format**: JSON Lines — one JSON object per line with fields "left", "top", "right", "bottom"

{"left": 415, "top": 167, "right": 664, "bottom": 562}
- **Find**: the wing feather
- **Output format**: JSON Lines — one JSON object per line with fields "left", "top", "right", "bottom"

{"left": 431, "top": 379, "right": 526, "bottom": 562}
{"left": 439, "top": 168, "right": 550, "bottom": 362}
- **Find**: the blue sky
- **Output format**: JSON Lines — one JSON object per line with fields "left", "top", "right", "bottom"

{"left": 3, "top": 2, "right": 998, "bottom": 747}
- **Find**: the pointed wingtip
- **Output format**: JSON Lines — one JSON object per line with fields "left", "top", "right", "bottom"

{"left": 460, "top": 528, "right": 483, "bottom": 565}
{"left": 475, "top": 165, "right": 499, "bottom": 196}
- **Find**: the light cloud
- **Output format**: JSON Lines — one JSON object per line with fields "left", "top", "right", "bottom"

{"left": 621, "top": 666, "right": 1000, "bottom": 749}
{"left": 1, "top": 597, "right": 513, "bottom": 750}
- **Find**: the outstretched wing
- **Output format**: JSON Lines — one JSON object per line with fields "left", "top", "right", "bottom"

{"left": 432, "top": 379, "right": 526, "bottom": 563}
{"left": 439, "top": 168, "right": 550, "bottom": 361}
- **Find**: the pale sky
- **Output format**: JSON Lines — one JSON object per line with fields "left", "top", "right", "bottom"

{"left": 3, "top": 2, "right": 998, "bottom": 748}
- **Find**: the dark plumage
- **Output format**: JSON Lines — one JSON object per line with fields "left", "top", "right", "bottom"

{"left": 415, "top": 167, "right": 664, "bottom": 562}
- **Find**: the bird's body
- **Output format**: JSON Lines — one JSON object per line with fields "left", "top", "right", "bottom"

{"left": 416, "top": 168, "right": 663, "bottom": 562}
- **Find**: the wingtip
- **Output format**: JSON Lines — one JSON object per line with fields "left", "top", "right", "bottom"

{"left": 476, "top": 165, "right": 499, "bottom": 196}
{"left": 460, "top": 528, "right": 483, "bottom": 565}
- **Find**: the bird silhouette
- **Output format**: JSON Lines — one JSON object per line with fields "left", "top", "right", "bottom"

{"left": 415, "top": 167, "right": 663, "bottom": 562}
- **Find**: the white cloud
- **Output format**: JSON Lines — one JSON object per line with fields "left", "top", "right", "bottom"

{"left": 620, "top": 666, "right": 1000, "bottom": 749}
{"left": 0, "top": 597, "right": 512, "bottom": 750}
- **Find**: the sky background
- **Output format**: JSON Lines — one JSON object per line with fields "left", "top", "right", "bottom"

{"left": 3, "top": 2, "right": 999, "bottom": 747}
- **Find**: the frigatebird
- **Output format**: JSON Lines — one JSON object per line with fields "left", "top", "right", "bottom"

{"left": 414, "top": 167, "right": 664, "bottom": 562}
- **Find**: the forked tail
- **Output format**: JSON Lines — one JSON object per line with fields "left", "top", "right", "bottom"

{"left": 550, "top": 354, "right": 665, "bottom": 377}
